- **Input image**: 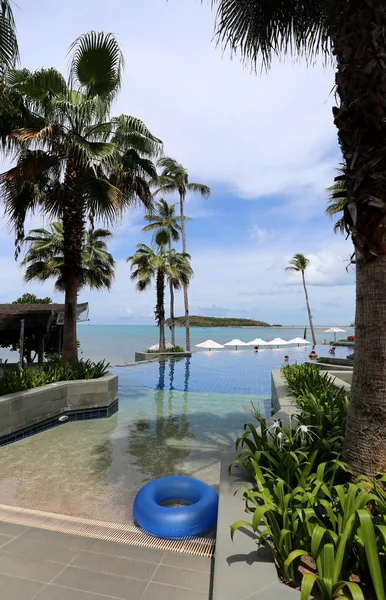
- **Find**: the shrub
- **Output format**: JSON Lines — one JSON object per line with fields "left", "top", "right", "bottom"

{"left": 230, "top": 363, "right": 386, "bottom": 599}
{"left": 0, "top": 360, "right": 109, "bottom": 396}
{"left": 145, "top": 345, "right": 185, "bottom": 353}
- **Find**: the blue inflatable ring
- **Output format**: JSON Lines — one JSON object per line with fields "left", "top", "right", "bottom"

{"left": 133, "top": 476, "right": 218, "bottom": 538}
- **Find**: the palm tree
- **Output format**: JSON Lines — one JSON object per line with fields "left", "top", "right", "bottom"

{"left": 21, "top": 222, "right": 115, "bottom": 293}
{"left": 286, "top": 254, "right": 316, "bottom": 347}
{"left": 143, "top": 199, "right": 191, "bottom": 346}
{"left": 210, "top": 0, "right": 386, "bottom": 476}
{"left": 326, "top": 165, "right": 347, "bottom": 234}
{"left": 0, "top": 0, "right": 18, "bottom": 70}
{"left": 156, "top": 157, "right": 210, "bottom": 352}
{"left": 128, "top": 233, "right": 193, "bottom": 351}
{"left": 0, "top": 31, "right": 161, "bottom": 363}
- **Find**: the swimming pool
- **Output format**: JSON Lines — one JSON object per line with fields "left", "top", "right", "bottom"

{"left": 0, "top": 346, "right": 346, "bottom": 523}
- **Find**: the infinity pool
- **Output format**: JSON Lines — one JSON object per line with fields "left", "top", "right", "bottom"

{"left": 0, "top": 346, "right": 346, "bottom": 523}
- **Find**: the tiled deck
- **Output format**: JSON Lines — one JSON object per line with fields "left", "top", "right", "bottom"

{"left": 0, "top": 522, "right": 213, "bottom": 600}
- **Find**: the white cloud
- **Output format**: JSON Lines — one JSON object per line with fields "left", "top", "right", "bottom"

{"left": 249, "top": 226, "right": 275, "bottom": 242}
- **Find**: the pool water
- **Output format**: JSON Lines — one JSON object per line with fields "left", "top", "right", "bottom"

{"left": 0, "top": 346, "right": 347, "bottom": 523}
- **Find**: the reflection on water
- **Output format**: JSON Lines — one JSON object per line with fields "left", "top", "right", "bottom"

{"left": 0, "top": 356, "right": 270, "bottom": 523}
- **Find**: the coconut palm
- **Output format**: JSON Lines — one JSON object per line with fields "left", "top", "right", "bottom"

{"left": 286, "top": 254, "right": 316, "bottom": 347}
{"left": 0, "top": 31, "right": 161, "bottom": 363}
{"left": 128, "top": 233, "right": 193, "bottom": 351}
{"left": 21, "top": 222, "right": 115, "bottom": 292}
{"left": 156, "top": 157, "right": 210, "bottom": 352}
{"left": 210, "top": 0, "right": 386, "bottom": 477}
{"left": 326, "top": 165, "right": 347, "bottom": 234}
{"left": 143, "top": 199, "right": 191, "bottom": 346}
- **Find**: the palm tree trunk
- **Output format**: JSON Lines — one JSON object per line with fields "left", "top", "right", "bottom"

{"left": 156, "top": 267, "right": 166, "bottom": 351}
{"left": 179, "top": 191, "right": 190, "bottom": 351}
{"left": 168, "top": 240, "right": 176, "bottom": 346}
{"left": 61, "top": 160, "right": 84, "bottom": 364}
{"left": 301, "top": 271, "right": 316, "bottom": 346}
{"left": 344, "top": 255, "right": 386, "bottom": 475}
{"left": 324, "top": 0, "right": 386, "bottom": 475}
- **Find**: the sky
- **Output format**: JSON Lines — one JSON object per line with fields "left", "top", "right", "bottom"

{"left": 0, "top": 0, "right": 355, "bottom": 326}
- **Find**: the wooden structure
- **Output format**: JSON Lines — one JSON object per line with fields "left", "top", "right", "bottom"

{"left": 0, "top": 303, "right": 89, "bottom": 364}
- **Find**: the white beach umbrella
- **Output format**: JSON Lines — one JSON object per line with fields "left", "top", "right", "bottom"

{"left": 147, "top": 341, "right": 175, "bottom": 351}
{"left": 287, "top": 337, "right": 312, "bottom": 346}
{"left": 266, "top": 338, "right": 290, "bottom": 347}
{"left": 247, "top": 338, "right": 268, "bottom": 346}
{"left": 223, "top": 338, "right": 248, "bottom": 350}
{"left": 324, "top": 327, "right": 346, "bottom": 341}
{"left": 195, "top": 339, "right": 224, "bottom": 351}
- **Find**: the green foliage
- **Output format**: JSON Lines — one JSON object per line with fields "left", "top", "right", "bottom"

{"left": 165, "top": 316, "right": 271, "bottom": 327}
{"left": 0, "top": 360, "right": 109, "bottom": 396}
{"left": 230, "top": 363, "right": 386, "bottom": 598}
{"left": 12, "top": 293, "right": 52, "bottom": 304}
{"left": 145, "top": 346, "right": 185, "bottom": 354}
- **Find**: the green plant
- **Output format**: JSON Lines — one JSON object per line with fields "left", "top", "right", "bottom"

{"left": 0, "top": 360, "right": 109, "bottom": 396}
{"left": 146, "top": 346, "right": 185, "bottom": 354}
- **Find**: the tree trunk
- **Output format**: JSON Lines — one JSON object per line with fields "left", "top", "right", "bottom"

{"left": 62, "top": 273, "right": 78, "bottom": 363}
{"left": 61, "top": 160, "right": 84, "bottom": 364}
{"left": 179, "top": 190, "right": 190, "bottom": 351}
{"left": 324, "top": 0, "right": 386, "bottom": 474}
{"left": 302, "top": 272, "right": 316, "bottom": 347}
{"left": 169, "top": 280, "right": 176, "bottom": 346}
{"left": 344, "top": 255, "right": 386, "bottom": 475}
{"left": 156, "top": 267, "right": 166, "bottom": 351}
{"left": 168, "top": 240, "right": 176, "bottom": 347}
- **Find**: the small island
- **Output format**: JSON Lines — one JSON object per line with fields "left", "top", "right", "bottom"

{"left": 166, "top": 316, "right": 275, "bottom": 327}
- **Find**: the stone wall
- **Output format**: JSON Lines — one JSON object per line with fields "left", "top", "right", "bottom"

{"left": 0, "top": 374, "right": 118, "bottom": 440}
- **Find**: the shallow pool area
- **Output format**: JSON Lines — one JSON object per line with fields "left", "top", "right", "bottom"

{"left": 0, "top": 346, "right": 347, "bottom": 524}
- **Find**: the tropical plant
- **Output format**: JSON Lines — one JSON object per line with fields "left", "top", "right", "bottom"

{"left": 1, "top": 32, "right": 161, "bottom": 364}
{"left": 156, "top": 157, "right": 210, "bottom": 352}
{"left": 12, "top": 293, "right": 52, "bottom": 305}
{"left": 326, "top": 165, "right": 347, "bottom": 235}
{"left": 209, "top": 0, "right": 386, "bottom": 478}
{"left": 21, "top": 222, "right": 115, "bottom": 292}
{"left": 286, "top": 254, "right": 316, "bottom": 346}
{"left": 0, "top": 0, "right": 18, "bottom": 70}
{"left": 143, "top": 198, "right": 191, "bottom": 346}
{"left": 0, "top": 359, "right": 109, "bottom": 396}
{"left": 128, "top": 232, "right": 193, "bottom": 351}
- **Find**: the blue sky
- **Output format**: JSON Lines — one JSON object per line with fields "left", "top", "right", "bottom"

{"left": 0, "top": 0, "right": 355, "bottom": 325}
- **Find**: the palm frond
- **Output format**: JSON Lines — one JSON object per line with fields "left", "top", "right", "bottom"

{"left": 0, "top": 0, "right": 19, "bottom": 68}
{"left": 211, "top": 0, "right": 332, "bottom": 70}
{"left": 68, "top": 31, "right": 124, "bottom": 100}
{"left": 187, "top": 182, "right": 211, "bottom": 198}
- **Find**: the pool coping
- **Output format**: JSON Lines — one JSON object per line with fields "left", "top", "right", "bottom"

{"left": 212, "top": 373, "right": 310, "bottom": 600}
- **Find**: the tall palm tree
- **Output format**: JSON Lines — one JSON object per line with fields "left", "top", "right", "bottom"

{"left": 0, "top": 31, "right": 161, "bottom": 363}
{"left": 21, "top": 222, "right": 115, "bottom": 293}
{"left": 286, "top": 254, "right": 316, "bottom": 347}
{"left": 326, "top": 165, "right": 347, "bottom": 234}
{"left": 128, "top": 233, "right": 193, "bottom": 351}
{"left": 210, "top": 0, "right": 386, "bottom": 476}
{"left": 156, "top": 157, "right": 210, "bottom": 352}
{"left": 143, "top": 199, "right": 191, "bottom": 346}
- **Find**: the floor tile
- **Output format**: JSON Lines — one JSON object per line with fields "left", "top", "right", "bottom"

{"left": 3, "top": 538, "right": 79, "bottom": 564}
{"left": 53, "top": 566, "right": 147, "bottom": 600}
{"left": 0, "top": 572, "right": 44, "bottom": 599}
{"left": 35, "top": 584, "right": 121, "bottom": 600}
{"left": 88, "top": 539, "right": 164, "bottom": 564}
{"left": 161, "top": 551, "right": 213, "bottom": 572}
{"left": 73, "top": 550, "right": 158, "bottom": 580}
{"left": 153, "top": 564, "right": 211, "bottom": 592}
{"left": 19, "top": 528, "right": 93, "bottom": 550}
{"left": 0, "top": 551, "right": 64, "bottom": 582}
{"left": 142, "top": 582, "right": 209, "bottom": 600}
{"left": 0, "top": 522, "right": 28, "bottom": 536}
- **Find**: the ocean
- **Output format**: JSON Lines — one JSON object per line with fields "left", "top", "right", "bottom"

{"left": 75, "top": 324, "right": 354, "bottom": 365}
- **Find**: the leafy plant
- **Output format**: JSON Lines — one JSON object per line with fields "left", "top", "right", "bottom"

{"left": 146, "top": 345, "right": 185, "bottom": 353}
{"left": 0, "top": 360, "right": 109, "bottom": 396}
